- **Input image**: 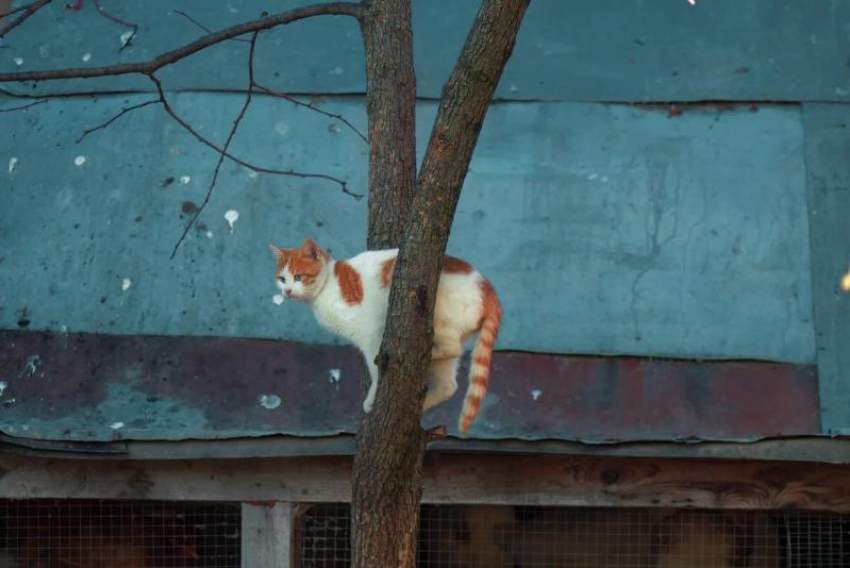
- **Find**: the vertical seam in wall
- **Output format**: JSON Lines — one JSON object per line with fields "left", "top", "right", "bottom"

{"left": 800, "top": 102, "right": 826, "bottom": 435}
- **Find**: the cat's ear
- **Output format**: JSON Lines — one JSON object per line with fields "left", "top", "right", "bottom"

{"left": 300, "top": 238, "right": 324, "bottom": 261}
{"left": 269, "top": 244, "right": 286, "bottom": 261}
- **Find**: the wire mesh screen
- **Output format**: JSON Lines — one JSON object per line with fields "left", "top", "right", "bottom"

{"left": 297, "top": 504, "right": 850, "bottom": 568}
{"left": 0, "top": 499, "right": 240, "bottom": 567}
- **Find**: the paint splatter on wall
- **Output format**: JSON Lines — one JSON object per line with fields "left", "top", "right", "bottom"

{"left": 225, "top": 210, "right": 239, "bottom": 233}
{"left": 258, "top": 394, "right": 281, "bottom": 409}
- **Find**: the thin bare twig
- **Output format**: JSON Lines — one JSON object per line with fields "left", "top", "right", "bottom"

{"left": 88, "top": 0, "right": 138, "bottom": 52}
{"left": 253, "top": 83, "right": 368, "bottom": 143}
{"left": 0, "top": 5, "right": 28, "bottom": 20}
{"left": 0, "top": 2, "right": 362, "bottom": 82}
{"left": 0, "top": 0, "right": 362, "bottom": 244}
{"left": 170, "top": 32, "right": 259, "bottom": 258}
{"left": 0, "top": 0, "right": 53, "bottom": 38}
{"left": 0, "top": 98, "right": 47, "bottom": 112}
{"left": 75, "top": 99, "right": 158, "bottom": 142}
{"left": 92, "top": 0, "right": 134, "bottom": 28}
{"left": 172, "top": 9, "right": 250, "bottom": 44}
{"left": 148, "top": 75, "right": 361, "bottom": 200}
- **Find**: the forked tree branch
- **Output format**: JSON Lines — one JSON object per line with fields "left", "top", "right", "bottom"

{"left": 253, "top": 83, "right": 368, "bottom": 143}
{"left": 0, "top": 2, "right": 364, "bottom": 247}
{"left": 74, "top": 99, "right": 158, "bottom": 142}
{"left": 148, "top": 74, "right": 362, "bottom": 200}
{"left": 0, "top": 2, "right": 362, "bottom": 82}
{"left": 0, "top": 0, "right": 52, "bottom": 38}
{"left": 65, "top": 77, "right": 361, "bottom": 200}
{"left": 351, "top": 1, "right": 530, "bottom": 566}
{"left": 170, "top": 32, "right": 258, "bottom": 258}
{"left": 170, "top": 8, "right": 365, "bottom": 141}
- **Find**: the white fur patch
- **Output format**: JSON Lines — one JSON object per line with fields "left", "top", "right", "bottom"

{"left": 285, "top": 248, "right": 489, "bottom": 416}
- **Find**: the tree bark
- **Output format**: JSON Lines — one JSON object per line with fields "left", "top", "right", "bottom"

{"left": 353, "top": 0, "right": 419, "bottom": 565}
{"left": 360, "top": 0, "right": 417, "bottom": 250}
{"left": 353, "top": 1, "right": 529, "bottom": 567}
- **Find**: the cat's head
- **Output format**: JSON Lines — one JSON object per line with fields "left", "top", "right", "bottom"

{"left": 269, "top": 238, "right": 331, "bottom": 302}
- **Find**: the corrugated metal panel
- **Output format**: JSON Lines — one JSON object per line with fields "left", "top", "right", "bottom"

{"left": 0, "top": 331, "right": 820, "bottom": 444}
{"left": 2, "top": 1, "right": 849, "bottom": 102}
{"left": 0, "top": 97, "right": 816, "bottom": 363}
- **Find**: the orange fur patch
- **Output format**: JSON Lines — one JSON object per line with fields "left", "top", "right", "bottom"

{"left": 335, "top": 261, "right": 364, "bottom": 305}
{"left": 443, "top": 255, "right": 473, "bottom": 274}
{"left": 380, "top": 257, "right": 396, "bottom": 289}
{"left": 476, "top": 278, "right": 501, "bottom": 332}
{"left": 287, "top": 253, "right": 324, "bottom": 285}
{"left": 379, "top": 254, "right": 473, "bottom": 290}
{"left": 473, "top": 354, "right": 491, "bottom": 369}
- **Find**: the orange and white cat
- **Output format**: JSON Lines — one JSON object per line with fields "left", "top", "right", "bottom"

{"left": 269, "top": 238, "right": 501, "bottom": 433}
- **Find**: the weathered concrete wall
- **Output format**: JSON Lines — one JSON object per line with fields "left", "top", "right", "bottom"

{"left": 803, "top": 103, "right": 850, "bottom": 434}
{"left": 1, "top": 0, "right": 849, "bottom": 435}
{"left": 3, "top": 0, "right": 850, "bottom": 101}
{"left": 0, "top": 96, "right": 815, "bottom": 363}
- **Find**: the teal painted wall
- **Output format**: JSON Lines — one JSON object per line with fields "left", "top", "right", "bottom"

{"left": 4, "top": 0, "right": 850, "bottom": 101}
{"left": 1, "top": 1, "right": 848, "bottom": 428}
{"left": 0, "top": 98, "right": 816, "bottom": 363}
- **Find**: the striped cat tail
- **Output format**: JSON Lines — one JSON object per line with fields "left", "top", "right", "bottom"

{"left": 458, "top": 278, "right": 502, "bottom": 434}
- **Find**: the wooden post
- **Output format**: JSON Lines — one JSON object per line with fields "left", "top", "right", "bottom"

{"left": 241, "top": 502, "right": 293, "bottom": 568}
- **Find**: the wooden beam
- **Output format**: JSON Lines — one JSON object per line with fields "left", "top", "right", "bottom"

{"left": 1, "top": 452, "right": 849, "bottom": 511}
{"left": 241, "top": 502, "right": 293, "bottom": 568}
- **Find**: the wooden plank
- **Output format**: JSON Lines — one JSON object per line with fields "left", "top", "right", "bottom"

{"left": 1, "top": 452, "right": 849, "bottom": 512}
{"left": 422, "top": 454, "right": 850, "bottom": 511}
{"left": 241, "top": 502, "right": 293, "bottom": 568}
{"left": 802, "top": 103, "right": 850, "bottom": 434}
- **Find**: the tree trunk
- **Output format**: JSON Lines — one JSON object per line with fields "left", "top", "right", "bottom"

{"left": 360, "top": 0, "right": 417, "bottom": 250}
{"left": 352, "top": 1, "right": 530, "bottom": 567}
{"left": 353, "top": 1, "right": 420, "bottom": 565}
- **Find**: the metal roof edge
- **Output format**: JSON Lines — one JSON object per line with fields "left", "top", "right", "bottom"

{"left": 1, "top": 434, "right": 847, "bottom": 465}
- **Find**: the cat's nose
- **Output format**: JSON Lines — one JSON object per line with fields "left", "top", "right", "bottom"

{"left": 284, "top": 289, "right": 293, "bottom": 297}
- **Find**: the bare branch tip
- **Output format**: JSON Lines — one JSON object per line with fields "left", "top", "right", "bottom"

{"left": 0, "top": 98, "right": 48, "bottom": 113}
{"left": 0, "top": 0, "right": 53, "bottom": 39}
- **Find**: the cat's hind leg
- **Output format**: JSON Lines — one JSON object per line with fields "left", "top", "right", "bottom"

{"left": 423, "top": 357, "right": 460, "bottom": 410}
{"left": 360, "top": 342, "right": 381, "bottom": 413}
{"left": 431, "top": 327, "right": 464, "bottom": 360}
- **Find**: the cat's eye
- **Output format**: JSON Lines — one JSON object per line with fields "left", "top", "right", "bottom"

{"left": 277, "top": 276, "right": 286, "bottom": 283}
{"left": 294, "top": 275, "right": 302, "bottom": 282}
